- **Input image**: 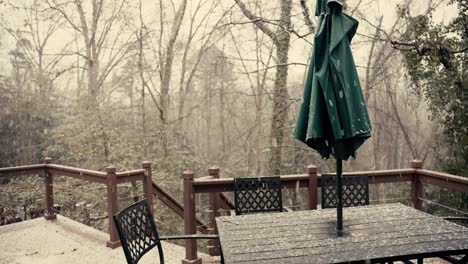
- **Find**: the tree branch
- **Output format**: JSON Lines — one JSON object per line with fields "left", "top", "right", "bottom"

{"left": 222, "top": 19, "right": 313, "bottom": 45}
{"left": 386, "top": 79, "right": 419, "bottom": 159}
{"left": 233, "top": 0, "right": 278, "bottom": 44}
{"left": 299, "top": 0, "right": 314, "bottom": 33}
{"left": 238, "top": 62, "right": 308, "bottom": 74}
{"left": 44, "top": 0, "right": 82, "bottom": 34}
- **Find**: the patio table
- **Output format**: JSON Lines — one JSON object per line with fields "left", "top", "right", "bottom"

{"left": 216, "top": 203, "right": 468, "bottom": 263}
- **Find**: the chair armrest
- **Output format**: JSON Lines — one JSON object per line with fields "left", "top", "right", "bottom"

{"left": 443, "top": 216, "right": 468, "bottom": 221}
{"left": 442, "top": 216, "right": 468, "bottom": 225}
{"left": 159, "top": 234, "right": 219, "bottom": 241}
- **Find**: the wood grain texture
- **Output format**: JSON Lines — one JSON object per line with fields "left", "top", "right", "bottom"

{"left": 216, "top": 204, "right": 468, "bottom": 264}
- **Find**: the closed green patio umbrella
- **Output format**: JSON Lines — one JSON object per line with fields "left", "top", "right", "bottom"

{"left": 295, "top": 0, "right": 372, "bottom": 235}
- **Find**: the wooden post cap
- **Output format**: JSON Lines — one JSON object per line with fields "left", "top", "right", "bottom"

{"left": 208, "top": 167, "right": 220, "bottom": 175}
{"left": 142, "top": 161, "right": 152, "bottom": 168}
{"left": 44, "top": 157, "right": 52, "bottom": 164}
{"left": 410, "top": 160, "right": 423, "bottom": 169}
{"left": 105, "top": 166, "right": 117, "bottom": 173}
{"left": 307, "top": 165, "right": 318, "bottom": 174}
{"left": 183, "top": 170, "right": 194, "bottom": 180}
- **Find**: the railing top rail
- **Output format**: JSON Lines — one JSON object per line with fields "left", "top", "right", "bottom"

{"left": 0, "top": 164, "right": 46, "bottom": 172}
{"left": 0, "top": 163, "right": 150, "bottom": 184}
{"left": 330, "top": 168, "right": 416, "bottom": 176}
{"left": 417, "top": 169, "right": 468, "bottom": 185}
{"left": 46, "top": 164, "right": 107, "bottom": 177}
{"left": 193, "top": 174, "right": 309, "bottom": 185}
{"left": 44, "top": 164, "right": 107, "bottom": 184}
{"left": 193, "top": 168, "right": 417, "bottom": 185}
{"left": 191, "top": 168, "right": 468, "bottom": 194}
{"left": 194, "top": 168, "right": 416, "bottom": 183}
{"left": 116, "top": 169, "right": 145, "bottom": 177}
{"left": 0, "top": 164, "right": 46, "bottom": 178}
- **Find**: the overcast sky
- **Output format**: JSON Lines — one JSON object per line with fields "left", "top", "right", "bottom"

{"left": 0, "top": 0, "right": 459, "bottom": 94}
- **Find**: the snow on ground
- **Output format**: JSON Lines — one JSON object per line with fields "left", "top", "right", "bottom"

{"left": 0, "top": 215, "right": 214, "bottom": 264}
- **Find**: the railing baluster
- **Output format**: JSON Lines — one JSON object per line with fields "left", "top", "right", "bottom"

{"left": 411, "top": 160, "right": 423, "bottom": 211}
{"left": 207, "top": 167, "right": 221, "bottom": 256}
{"left": 183, "top": 170, "right": 202, "bottom": 264}
{"left": 142, "top": 161, "right": 154, "bottom": 215}
{"left": 105, "top": 166, "right": 120, "bottom": 248}
{"left": 308, "top": 165, "right": 318, "bottom": 210}
{"left": 44, "top": 157, "right": 56, "bottom": 220}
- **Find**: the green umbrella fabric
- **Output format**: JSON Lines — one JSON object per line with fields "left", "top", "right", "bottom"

{"left": 295, "top": 0, "right": 372, "bottom": 161}
{"left": 314, "top": 0, "right": 328, "bottom": 16}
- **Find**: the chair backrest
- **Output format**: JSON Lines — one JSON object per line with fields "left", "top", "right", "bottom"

{"left": 113, "top": 199, "right": 164, "bottom": 264}
{"left": 321, "top": 174, "right": 369, "bottom": 209}
{"left": 234, "top": 176, "right": 283, "bottom": 215}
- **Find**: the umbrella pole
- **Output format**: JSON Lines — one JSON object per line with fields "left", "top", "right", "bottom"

{"left": 336, "top": 158, "right": 343, "bottom": 236}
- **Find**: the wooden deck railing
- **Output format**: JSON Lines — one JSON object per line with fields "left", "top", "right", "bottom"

{"left": 0, "top": 158, "right": 210, "bottom": 249}
{"left": 0, "top": 158, "right": 152, "bottom": 248}
{"left": 2, "top": 159, "right": 467, "bottom": 264}
{"left": 181, "top": 160, "right": 468, "bottom": 263}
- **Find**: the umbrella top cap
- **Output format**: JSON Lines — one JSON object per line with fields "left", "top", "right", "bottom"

{"left": 328, "top": 0, "right": 343, "bottom": 13}
{"left": 315, "top": 0, "right": 344, "bottom": 16}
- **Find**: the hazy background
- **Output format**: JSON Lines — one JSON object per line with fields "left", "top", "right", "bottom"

{"left": 0, "top": 0, "right": 466, "bottom": 232}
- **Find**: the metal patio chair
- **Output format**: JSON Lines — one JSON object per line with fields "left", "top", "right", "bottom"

{"left": 113, "top": 199, "right": 219, "bottom": 264}
{"left": 321, "top": 174, "right": 369, "bottom": 209}
{"left": 233, "top": 176, "right": 288, "bottom": 215}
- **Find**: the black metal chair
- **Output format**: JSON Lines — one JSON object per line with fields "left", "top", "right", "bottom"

{"left": 113, "top": 199, "right": 219, "bottom": 264}
{"left": 233, "top": 176, "right": 287, "bottom": 215}
{"left": 321, "top": 174, "right": 369, "bottom": 209}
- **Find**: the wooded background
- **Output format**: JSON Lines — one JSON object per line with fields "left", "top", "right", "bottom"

{"left": 0, "top": 0, "right": 466, "bottom": 230}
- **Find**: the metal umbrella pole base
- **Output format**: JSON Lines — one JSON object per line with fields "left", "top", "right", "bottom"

{"left": 336, "top": 158, "right": 343, "bottom": 237}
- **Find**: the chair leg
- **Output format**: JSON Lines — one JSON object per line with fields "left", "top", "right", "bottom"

{"left": 439, "top": 256, "right": 461, "bottom": 263}
{"left": 458, "top": 255, "right": 468, "bottom": 263}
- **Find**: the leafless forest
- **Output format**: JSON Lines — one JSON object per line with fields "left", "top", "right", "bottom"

{"left": 1, "top": 0, "right": 466, "bottom": 230}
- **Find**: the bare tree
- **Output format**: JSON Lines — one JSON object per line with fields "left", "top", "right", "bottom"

{"left": 156, "top": 0, "right": 188, "bottom": 157}
{"left": 176, "top": 0, "right": 229, "bottom": 151}
{"left": 234, "top": 0, "right": 292, "bottom": 175}
{"left": 45, "top": 0, "right": 133, "bottom": 102}
{"left": 0, "top": 1, "right": 73, "bottom": 165}
{"left": 44, "top": 0, "right": 135, "bottom": 163}
{"left": 227, "top": 23, "right": 275, "bottom": 175}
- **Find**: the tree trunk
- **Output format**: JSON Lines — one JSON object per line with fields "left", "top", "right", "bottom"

{"left": 159, "top": 0, "right": 187, "bottom": 158}
{"left": 234, "top": 0, "right": 292, "bottom": 175}
{"left": 218, "top": 72, "right": 227, "bottom": 167}
{"left": 269, "top": 34, "right": 291, "bottom": 175}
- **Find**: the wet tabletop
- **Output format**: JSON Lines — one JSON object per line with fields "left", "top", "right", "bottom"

{"left": 216, "top": 203, "right": 468, "bottom": 263}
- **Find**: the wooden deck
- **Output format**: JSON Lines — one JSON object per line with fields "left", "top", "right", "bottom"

{"left": 216, "top": 203, "right": 468, "bottom": 263}
{"left": 0, "top": 215, "right": 215, "bottom": 264}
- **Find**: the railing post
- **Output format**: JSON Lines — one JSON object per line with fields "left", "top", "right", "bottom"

{"left": 411, "top": 160, "right": 423, "bottom": 211}
{"left": 207, "top": 167, "right": 221, "bottom": 256}
{"left": 142, "top": 161, "right": 154, "bottom": 215}
{"left": 182, "top": 170, "right": 202, "bottom": 264}
{"left": 307, "top": 165, "right": 318, "bottom": 210}
{"left": 44, "top": 157, "right": 56, "bottom": 220}
{"left": 106, "top": 166, "right": 120, "bottom": 248}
